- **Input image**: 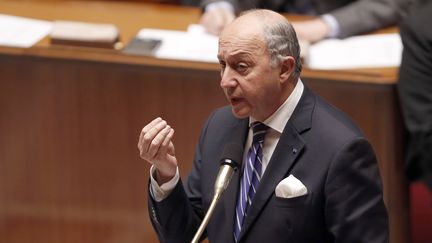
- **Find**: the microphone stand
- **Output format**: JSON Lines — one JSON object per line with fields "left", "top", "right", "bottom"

{"left": 191, "top": 162, "right": 236, "bottom": 243}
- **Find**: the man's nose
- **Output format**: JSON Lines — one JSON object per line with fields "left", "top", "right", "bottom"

{"left": 220, "top": 67, "right": 237, "bottom": 89}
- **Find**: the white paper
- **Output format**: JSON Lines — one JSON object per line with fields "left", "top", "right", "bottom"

{"left": 0, "top": 14, "right": 53, "bottom": 48}
{"left": 306, "top": 33, "right": 402, "bottom": 70}
{"left": 136, "top": 24, "right": 218, "bottom": 63}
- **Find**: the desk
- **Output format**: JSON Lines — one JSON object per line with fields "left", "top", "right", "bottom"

{"left": 0, "top": 1, "right": 408, "bottom": 243}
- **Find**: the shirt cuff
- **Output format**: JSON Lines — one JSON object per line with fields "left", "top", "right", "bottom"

{"left": 149, "top": 165, "right": 180, "bottom": 202}
{"left": 321, "top": 14, "right": 340, "bottom": 38}
{"left": 205, "top": 1, "right": 235, "bottom": 14}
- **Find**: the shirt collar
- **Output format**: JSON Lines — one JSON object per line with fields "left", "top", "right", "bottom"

{"left": 250, "top": 79, "right": 304, "bottom": 133}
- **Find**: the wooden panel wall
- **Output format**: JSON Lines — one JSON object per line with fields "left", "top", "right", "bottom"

{"left": 0, "top": 54, "right": 225, "bottom": 243}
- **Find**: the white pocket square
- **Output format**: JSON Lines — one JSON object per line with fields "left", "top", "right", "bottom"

{"left": 275, "top": 174, "right": 308, "bottom": 198}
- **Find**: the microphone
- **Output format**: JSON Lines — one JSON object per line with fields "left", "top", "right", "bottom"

{"left": 191, "top": 143, "right": 243, "bottom": 243}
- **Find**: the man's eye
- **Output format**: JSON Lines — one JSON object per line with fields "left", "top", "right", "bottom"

{"left": 237, "top": 62, "right": 248, "bottom": 71}
{"left": 219, "top": 62, "right": 226, "bottom": 76}
{"left": 236, "top": 63, "right": 248, "bottom": 72}
{"left": 219, "top": 62, "right": 226, "bottom": 70}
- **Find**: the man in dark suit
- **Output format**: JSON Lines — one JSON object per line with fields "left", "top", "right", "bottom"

{"left": 197, "top": 0, "right": 411, "bottom": 42}
{"left": 138, "top": 9, "right": 388, "bottom": 242}
{"left": 398, "top": 1, "right": 432, "bottom": 189}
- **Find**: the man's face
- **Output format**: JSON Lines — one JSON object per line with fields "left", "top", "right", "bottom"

{"left": 218, "top": 19, "right": 283, "bottom": 121}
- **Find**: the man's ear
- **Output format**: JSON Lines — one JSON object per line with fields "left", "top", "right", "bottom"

{"left": 279, "top": 56, "right": 296, "bottom": 83}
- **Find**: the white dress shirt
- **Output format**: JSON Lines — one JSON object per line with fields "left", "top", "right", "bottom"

{"left": 150, "top": 80, "right": 304, "bottom": 201}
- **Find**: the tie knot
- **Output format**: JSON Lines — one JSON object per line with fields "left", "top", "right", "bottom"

{"left": 251, "top": 122, "right": 268, "bottom": 143}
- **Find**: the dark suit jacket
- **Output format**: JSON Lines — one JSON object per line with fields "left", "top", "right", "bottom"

{"left": 148, "top": 85, "right": 388, "bottom": 242}
{"left": 397, "top": 1, "right": 432, "bottom": 188}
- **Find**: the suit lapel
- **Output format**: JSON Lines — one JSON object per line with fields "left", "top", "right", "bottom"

{"left": 239, "top": 124, "right": 305, "bottom": 239}
{"left": 239, "top": 86, "right": 316, "bottom": 240}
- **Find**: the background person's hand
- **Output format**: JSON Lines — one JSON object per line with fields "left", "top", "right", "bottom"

{"left": 200, "top": 7, "right": 235, "bottom": 36}
{"left": 292, "top": 18, "right": 330, "bottom": 43}
{"left": 138, "top": 117, "right": 177, "bottom": 184}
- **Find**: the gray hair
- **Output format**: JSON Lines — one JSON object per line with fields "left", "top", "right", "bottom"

{"left": 241, "top": 10, "right": 302, "bottom": 79}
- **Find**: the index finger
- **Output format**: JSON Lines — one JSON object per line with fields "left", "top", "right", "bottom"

{"left": 138, "top": 117, "right": 162, "bottom": 148}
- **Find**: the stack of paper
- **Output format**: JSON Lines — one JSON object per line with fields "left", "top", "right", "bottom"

{"left": 133, "top": 24, "right": 219, "bottom": 63}
{"left": 50, "top": 20, "right": 119, "bottom": 48}
{"left": 305, "top": 33, "right": 402, "bottom": 69}
{"left": 0, "top": 14, "right": 52, "bottom": 48}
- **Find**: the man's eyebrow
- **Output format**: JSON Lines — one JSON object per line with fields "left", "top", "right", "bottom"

{"left": 226, "top": 51, "right": 254, "bottom": 61}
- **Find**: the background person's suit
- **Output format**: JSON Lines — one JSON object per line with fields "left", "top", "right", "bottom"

{"left": 398, "top": 1, "right": 432, "bottom": 189}
{"left": 148, "top": 85, "right": 388, "bottom": 242}
{"left": 196, "top": 0, "right": 411, "bottom": 37}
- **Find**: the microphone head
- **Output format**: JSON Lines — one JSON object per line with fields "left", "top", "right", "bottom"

{"left": 220, "top": 143, "right": 243, "bottom": 169}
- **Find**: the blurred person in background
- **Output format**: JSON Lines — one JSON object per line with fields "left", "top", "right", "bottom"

{"left": 397, "top": 2, "right": 432, "bottom": 243}
{"left": 182, "top": 0, "right": 412, "bottom": 43}
{"left": 398, "top": 1, "right": 432, "bottom": 191}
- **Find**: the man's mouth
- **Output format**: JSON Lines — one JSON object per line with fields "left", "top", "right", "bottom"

{"left": 230, "top": 97, "right": 243, "bottom": 105}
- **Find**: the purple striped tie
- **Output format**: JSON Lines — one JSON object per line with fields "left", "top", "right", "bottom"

{"left": 233, "top": 122, "right": 268, "bottom": 242}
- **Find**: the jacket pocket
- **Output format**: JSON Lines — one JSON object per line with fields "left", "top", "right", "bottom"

{"left": 273, "top": 192, "right": 313, "bottom": 208}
